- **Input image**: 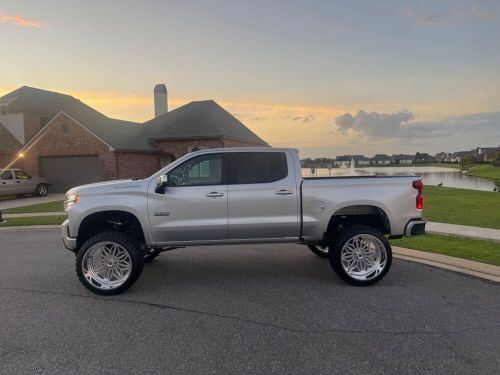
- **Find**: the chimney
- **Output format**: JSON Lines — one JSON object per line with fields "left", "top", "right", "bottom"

{"left": 154, "top": 84, "right": 168, "bottom": 117}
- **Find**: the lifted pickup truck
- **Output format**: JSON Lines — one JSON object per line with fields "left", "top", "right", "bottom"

{"left": 62, "top": 147, "right": 426, "bottom": 295}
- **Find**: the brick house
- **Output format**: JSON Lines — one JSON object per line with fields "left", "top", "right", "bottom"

{"left": 0, "top": 86, "right": 267, "bottom": 192}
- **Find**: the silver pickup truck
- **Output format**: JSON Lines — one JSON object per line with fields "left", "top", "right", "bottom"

{"left": 61, "top": 147, "right": 426, "bottom": 295}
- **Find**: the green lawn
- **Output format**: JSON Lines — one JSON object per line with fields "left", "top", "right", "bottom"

{"left": 0, "top": 215, "right": 67, "bottom": 226}
{"left": 3, "top": 200, "right": 64, "bottom": 214}
{"left": 424, "top": 186, "right": 500, "bottom": 229}
{"left": 391, "top": 234, "right": 500, "bottom": 266}
{"left": 465, "top": 165, "right": 500, "bottom": 181}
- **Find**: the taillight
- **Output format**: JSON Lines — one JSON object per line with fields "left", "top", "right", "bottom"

{"left": 416, "top": 194, "right": 424, "bottom": 209}
{"left": 413, "top": 180, "right": 424, "bottom": 210}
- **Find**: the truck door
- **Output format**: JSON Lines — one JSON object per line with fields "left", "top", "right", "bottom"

{"left": 14, "top": 170, "right": 34, "bottom": 195}
{"left": 227, "top": 151, "right": 300, "bottom": 240}
{"left": 0, "top": 170, "right": 15, "bottom": 196}
{"left": 148, "top": 152, "right": 229, "bottom": 243}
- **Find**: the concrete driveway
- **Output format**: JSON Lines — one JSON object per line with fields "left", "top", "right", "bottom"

{"left": 0, "top": 229, "right": 499, "bottom": 374}
{"left": 0, "top": 194, "right": 64, "bottom": 210}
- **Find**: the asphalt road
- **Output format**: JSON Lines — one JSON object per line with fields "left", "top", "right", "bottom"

{"left": 0, "top": 229, "right": 499, "bottom": 374}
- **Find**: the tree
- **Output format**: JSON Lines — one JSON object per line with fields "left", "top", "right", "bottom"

{"left": 460, "top": 155, "right": 475, "bottom": 168}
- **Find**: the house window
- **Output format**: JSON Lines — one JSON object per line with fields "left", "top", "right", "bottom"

{"left": 62, "top": 123, "right": 69, "bottom": 133}
{"left": 40, "top": 116, "right": 50, "bottom": 129}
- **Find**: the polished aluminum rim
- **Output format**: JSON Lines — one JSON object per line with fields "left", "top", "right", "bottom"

{"left": 82, "top": 241, "right": 132, "bottom": 290}
{"left": 341, "top": 234, "right": 387, "bottom": 281}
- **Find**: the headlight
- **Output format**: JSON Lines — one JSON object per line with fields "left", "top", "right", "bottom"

{"left": 64, "top": 194, "right": 80, "bottom": 211}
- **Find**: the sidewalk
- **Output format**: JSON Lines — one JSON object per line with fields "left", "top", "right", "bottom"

{"left": 3, "top": 212, "right": 66, "bottom": 218}
{"left": 427, "top": 222, "right": 500, "bottom": 243}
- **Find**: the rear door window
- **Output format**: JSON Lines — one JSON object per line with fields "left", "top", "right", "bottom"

{"left": 229, "top": 152, "right": 288, "bottom": 184}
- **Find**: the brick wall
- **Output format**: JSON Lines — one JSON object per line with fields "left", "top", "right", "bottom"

{"left": 116, "top": 152, "right": 160, "bottom": 179}
{"left": 0, "top": 153, "right": 24, "bottom": 169}
{"left": 153, "top": 139, "right": 225, "bottom": 159}
{"left": 22, "top": 113, "right": 117, "bottom": 180}
{"left": 23, "top": 112, "right": 46, "bottom": 143}
{"left": 153, "top": 137, "right": 266, "bottom": 160}
{"left": 222, "top": 137, "right": 268, "bottom": 148}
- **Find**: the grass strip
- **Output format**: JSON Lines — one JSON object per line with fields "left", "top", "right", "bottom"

{"left": 2, "top": 200, "right": 65, "bottom": 214}
{"left": 391, "top": 234, "right": 500, "bottom": 266}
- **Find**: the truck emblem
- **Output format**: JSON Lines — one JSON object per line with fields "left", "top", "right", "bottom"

{"left": 154, "top": 212, "right": 170, "bottom": 216}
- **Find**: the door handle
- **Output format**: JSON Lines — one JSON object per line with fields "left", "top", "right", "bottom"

{"left": 16, "top": 181, "right": 20, "bottom": 183}
{"left": 275, "top": 189, "right": 294, "bottom": 195}
{"left": 205, "top": 192, "right": 224, "bottom": 198}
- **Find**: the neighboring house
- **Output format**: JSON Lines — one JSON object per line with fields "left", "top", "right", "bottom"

{"left": 0, "top": 86, "right": 267, "bottom": 192}
{"left": 334, "top": 155, "right": 352, "bottom": 167}
{"left": 413, "top": 152, "right": 436, "bottom": 163}
{"left": 433, "top": 152, "right": 449, "bottom": 163}
{"left": 449, "top": 151, "right": 471, "bottom": 163}
{"left": 391, "top": 154, "right": 413, "bottom": 165}
{"left": 353, "top": 155, "right": 371, "bottom": 166}
{"left": 372, "top": 154, "right": 391, "bottom": 165}
{"left": 472, "top": 147, "right": 500, "bottom": 162}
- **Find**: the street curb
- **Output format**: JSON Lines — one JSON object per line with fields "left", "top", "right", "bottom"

{"left": 393, "top": 246, "right": 500, "bottom": 283}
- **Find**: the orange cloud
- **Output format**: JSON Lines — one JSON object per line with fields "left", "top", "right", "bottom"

{"left": 0, "top": 13, "right": 46, "bottom": 28}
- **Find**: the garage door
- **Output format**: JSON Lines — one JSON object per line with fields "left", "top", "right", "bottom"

{"left": 39, "top": 156, "right": 100, "bottom": 193}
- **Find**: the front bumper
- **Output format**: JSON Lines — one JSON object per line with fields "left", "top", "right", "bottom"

{"left": 404, "top": 219, "right": 427, "bottom": 236}
{"left": 61, "top": 219, "right": 77, "bottom": 252}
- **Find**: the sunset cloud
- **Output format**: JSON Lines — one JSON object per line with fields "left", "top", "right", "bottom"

{"left": 0, "top": 12, "right": 46, "bottom": 28}
{"left": 334, "top": 109, "right": 500, "bottom": 142}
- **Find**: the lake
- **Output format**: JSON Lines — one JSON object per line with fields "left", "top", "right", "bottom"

{"left": 302, "top": 166, "right": 498, "bottom": 192}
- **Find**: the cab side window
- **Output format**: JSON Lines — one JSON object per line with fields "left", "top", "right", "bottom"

{"left": 167, "top": 153, "right": 226, "bottom": 186}
{"left": 1, "top": 171, "right": 13, "bottom": 180}
{"left": 14, "top": 170, "right": 30, "bottom": 180}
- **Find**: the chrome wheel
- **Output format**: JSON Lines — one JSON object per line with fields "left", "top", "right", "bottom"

{"left": 81, "top": 241, "right": 132, "bottom": 290}
{"left": 340, "top": 234, "right": 387, "bottom": 281}
{"left": 37, "top": 185, "right": 48, "bottom": 196}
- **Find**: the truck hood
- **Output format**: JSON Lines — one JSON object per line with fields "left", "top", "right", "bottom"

{"left": 66, "top": 179, "right": 148, "bottom": 195}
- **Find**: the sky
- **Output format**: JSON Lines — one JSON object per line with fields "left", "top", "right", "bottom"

{"left": 0, "top": 0, "right": 499, "bottom": 158}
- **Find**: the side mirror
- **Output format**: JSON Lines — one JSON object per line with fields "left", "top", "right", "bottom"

{"left": 155, "top": 175, "right": 168, "bottom": 194}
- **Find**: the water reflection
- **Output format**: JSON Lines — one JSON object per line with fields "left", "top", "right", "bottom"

{"left": 302, "top": 166, "right": 498, "bottom": 192}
